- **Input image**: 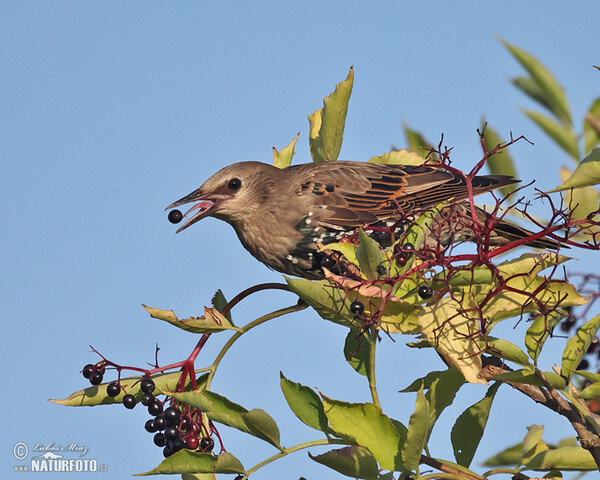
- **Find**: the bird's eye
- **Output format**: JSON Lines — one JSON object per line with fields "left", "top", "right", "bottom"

{"left": 227, "top": 178, "right": 242, "bottom": 191}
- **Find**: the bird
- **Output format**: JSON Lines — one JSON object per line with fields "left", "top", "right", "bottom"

{"left": 166, "top": 161, "right": 558, "bottom": 279}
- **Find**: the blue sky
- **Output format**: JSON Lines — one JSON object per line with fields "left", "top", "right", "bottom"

{"left": 2, "top": 2, "right": 599, "bottom": 478}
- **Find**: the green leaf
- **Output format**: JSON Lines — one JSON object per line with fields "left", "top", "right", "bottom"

{"left": 344, "top": 328, "right": 372, "bottom": 377}
{"left": 356, "top": 228, "right": 385, "bottom": 280}
{"left": 142, "top": 305, "right": 241, "bottom": 333}
{"left": 521, "top": 425, "right": 548, "bottom": 465}
{"left": 211, "top": 289, "right": 232, "bottom": 324}
{"left": 321, "top": 397, "right": 406, "bottom": 471}
{"left": 280, "top": 373, "right": 328, "bottom": 432}
{"left": 584, "top": 98, "right": 600, "bottom": 154}
{"left": 512, "top": 76, "right": 555, "bottom": 113}
{"left": 562, "top": 314, "right": 600, "bottom": 379}
{"left": 558, "top": 165, "right": 600, "bottom": 221}
{"left": 181, "top": 473, "right": 217, "bottom": 480}
{"left": 481, "top": 123, "right": 518, "bottom": 197}
{"left": 402, "top": 124, "right": 436, "bottom": 159}
{"left": 273, "top": 132, "right": 299, "bottom": 169}
{"left": 501, "top": 38, "right": 572, "bottom": 125}
{"left": 400, "top": 370, "right": 452, "bottom": 393}
{"left": 136, "top": 451, "right": 244, "bottom": 476}
{"left": 368, "top": 149, "right": 426, "bottom": 166}
{"left": 482, "top": 442, "right": 522, "bottom": 466}
{"left": 171, "top": 390, "right": 281, "bottom": 449}
{"left": 401, "top": 384, "right": 431, "bottom": 471}
{"left": 487, "top": 337, "right": 533, "bottom": 368}
{"left": 525, "top": 311, "right": 565, "bottom": 364}
{"left": 451, "top": 382, "right": 501, "bottom": 467}
{"left": 554, "top": 148, "right": 600, "bottom": 191}
{"left": 492, "top": 370, "right": 566, "bottom": 389}
{"left": 574, "top": 370, "right": 600, "bottom": 383}
{"left": 309, "top": 67, "right": 354, "bottom": 162}
{"left": 526, "top": 446, "right": 597, "bottom": 471}
{"left": 522, "top": 109, "right": 578, "bottom": 160}
{"left": 309, "top": 446, "right": 379, "bottom": 480}
{"left": 50, "top": 371, "right": 207, "bottom": 407}
{"left": 425, "top": 367, "right": 466, "bottom": 432}
{"left": 579, "top": 381, "right": 600, "bottom": 400}
{"left": 322, "top": 241, "right": 359, "bottom": 267}
{"left": 286, "top": 277, "right": 356, "bottom": 327}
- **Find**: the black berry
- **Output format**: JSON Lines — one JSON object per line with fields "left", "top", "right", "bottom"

{"left": 153, "top": 432, "right": 166, "bottom": 447}
{"left": 168, "top": 210, "right": 183, "bottom": 224}
{"left": 141, "top": 393, "right": 154, "bottom": 406}
{"left": 145, "top": 419, "right": 157, "bottom": 433}
{"left": 200, "top": 437, "right": 214, "bottom": 452}
{"left": 140, "top": 378, "right": 155, "bottom": 394}
{"left": 90, "top": 370, "right": 104, "bottom": 386}
{"left": 164, "top": 406, "right": 181, "bottom": 426}
{"left": 82, "top": 364, "right": 94, "bottom": 379}
{"left": 319, "top": 254, "right": 336, "bottom": 269}
{"left": 106, "top": 382, "right": 121, "bottom": 397}
{"left": 123, "top": 394, "right": 136, "bottom": 409}
{"left": 395, "top": 254, "right": 407, "bottom": 267}
{"left": 349, "top": 301, "right": 364, "bottom": 316}
{"left": 234, "top": 475, "right": 245, "bottom": 480}
{"left": 153, "top": 415, "right": 166, "bottom": 431}
{"left": 170, "top": 437, "right": 185, "bottom": 453}
{"left": 163, "top": 445, "right": 173, "bottom": 457}
{"left": 418, "top": 285, "right": 433, "bottom": 299}
{"left": 179, "top": 417, "right": 190, "bottom": 432}
{"left": 148, "top": 399, "right": 163, "bottom": 416}
{"left": 165, "top": 427, "right": 179, "bottom": 440}
{"left": 376, "top": 264, "right": 387, "bottom": 276}
{"left": 403, "top": 243, "right": 415, "bottom": 255}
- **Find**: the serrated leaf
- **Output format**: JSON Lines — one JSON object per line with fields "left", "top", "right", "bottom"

{"left": 344, "top": 328, "right": 372, "bottom": 377}
{"left": 309, "top": 68, "right": 354, "bottom": 162}
{"left": 368, "top": 149, "right": 425, "bottom": 166}
{"left": 321, "top": 397, "right": 406, "bottom": 471}
{"left": 356, "top": 228, "right": 385, "bottom": 280}
{"left": 522, "top": 425, "right": 548, "bottom": 465}
{"left": 525, "top": 446, "right": 597, "bottom": 471}
{"left": 554, "top": 148, "right": 600, "bottom": 191}
{"left": 525, "top": 311, "right": 565, "bottom": 364}
{"left": 562, "top": 314, "right": 600, "bottom": 379}
{"left": 523, "top": 110, "right": 578, "bottom": 160}
{"left": 309, "top": 446, "right": 379, "bottom": 480}
{"left": 451, "top": 382, "right": 500, "bottom": 467}
{"left": 579, "top": 381, "right": 600, "bottom": 400}
{"left": 402, "top": 124, "right": 436, "bottom": 159}
{"left": 400, "top": 370, "right": 450, "bottom": 393}
{"left": 401, "top": 384, "right": 431, "bottom": 470}
{"left": 487, "top": 337, "right": 533, "bottom": 368}
{"left": 171, "top": 390, "right": 281, "bottom": 449}
{"left": 211, "top": 289, "right": 232, "bottom": 324}
{"left": 492, "top": 370, "right": 566, "bottom": 389}
{"left": 142, "top": 305, "right": 241, "bottom": 333}
{"left": 136, "top": 451, "right": 244, "bottom": 476}
{"left": 419, "top": 294, "right": 486, "bottom": 384}
{"left": 280, "top": 373, "right": 328, "bottom": 432}
{"left": 50, "top": 371, "right": 207, "bottom": 407}
{"left": 559, "top": 165, "right": 600, "bottom": 221}
{"left": 273, "top": 132, "right": 299, "bottom": 169}
{"left": 501, "top": 39, "right": 571, "bottom": 125}
{"left": 481, "top": 123, "right": 518, "bottom": 197}
{"left": 584, "top": 99, "right": 600, "bottom": 155}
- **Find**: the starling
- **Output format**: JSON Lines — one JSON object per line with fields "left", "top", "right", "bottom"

{"left": 167, "top": 161, "right": 557, "bottom": 279}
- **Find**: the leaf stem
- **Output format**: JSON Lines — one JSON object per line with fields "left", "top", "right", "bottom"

{"left": 366, "top": 331, "right": 381, "bottom": 409}
{"left": 245, "top": 438, "right": 345, "bottom": 477}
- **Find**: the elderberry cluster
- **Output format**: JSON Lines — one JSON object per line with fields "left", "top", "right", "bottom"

{"left": 81, "top": 364, "right": 217, "bottom": 458}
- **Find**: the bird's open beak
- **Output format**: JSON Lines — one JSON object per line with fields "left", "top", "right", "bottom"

{"left": 166, "top": 189, "right": 232, "bottom": 233}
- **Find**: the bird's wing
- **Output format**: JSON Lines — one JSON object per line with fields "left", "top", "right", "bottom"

{"left": 292, "top": 162, "right": 517, "bottom": 227}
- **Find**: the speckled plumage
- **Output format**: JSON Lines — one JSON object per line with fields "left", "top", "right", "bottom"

{"left": 167, "top": 161, "right": 556, "bottom": 279}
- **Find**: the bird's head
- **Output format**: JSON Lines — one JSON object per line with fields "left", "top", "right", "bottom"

{"left": 166, "top": 161, "right": 279, "bottom": 233}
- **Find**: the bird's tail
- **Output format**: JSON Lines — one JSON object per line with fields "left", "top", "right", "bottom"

{"left": 489, "top": 217, "right": 563, "bottom": 250}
